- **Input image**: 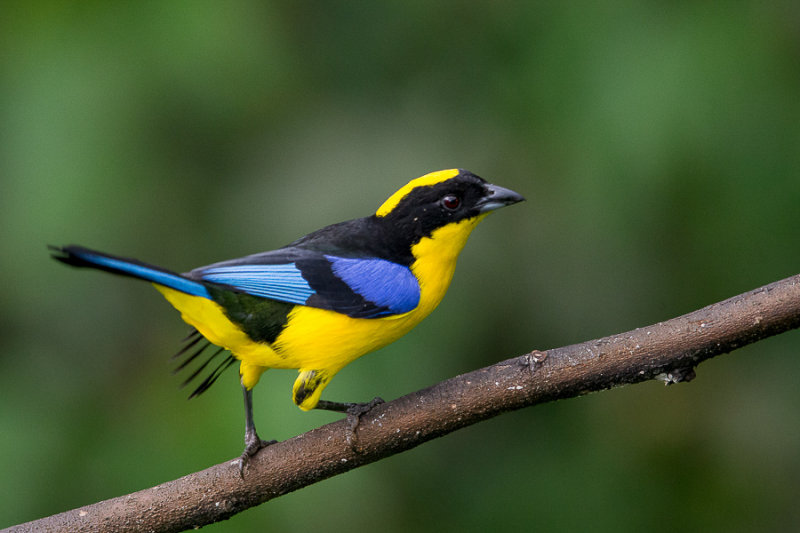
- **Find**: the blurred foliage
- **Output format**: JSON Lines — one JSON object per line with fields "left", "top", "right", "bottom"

{"left": 2, "top": 1, "right": 800, "bottom": 531}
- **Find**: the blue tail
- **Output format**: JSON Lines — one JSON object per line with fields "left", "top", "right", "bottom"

{"left": 50, "top": 245, "right": 210, "bottom": 298}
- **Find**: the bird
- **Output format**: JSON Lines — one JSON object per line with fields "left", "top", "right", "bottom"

{"left": 50, "top": 168, "right": 524, "bottom": 472}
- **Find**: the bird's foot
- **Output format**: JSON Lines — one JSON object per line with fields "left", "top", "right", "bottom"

{"left": 238, "top": 433, "right": 277, "bottom": 478}
{"left": 314, "top": 396, "right": 385, "bottom": 449}
{"left": 344, "top": 396, "right": 384, "bottom": 449}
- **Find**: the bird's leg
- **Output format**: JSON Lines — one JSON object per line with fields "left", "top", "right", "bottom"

{"left": 315, "top": 397, "right": 385, "bottom": 448}
{"left": 239, "top": 384, "right": 276, "bottom": 477}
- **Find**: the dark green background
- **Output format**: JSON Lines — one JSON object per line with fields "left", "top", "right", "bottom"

{"left": 2, "top": 2, "right": 799, "bottom": 531}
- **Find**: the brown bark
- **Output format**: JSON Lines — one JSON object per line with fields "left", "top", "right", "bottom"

{"left": 8, "top": 274, "right": 800, "bottom": 532}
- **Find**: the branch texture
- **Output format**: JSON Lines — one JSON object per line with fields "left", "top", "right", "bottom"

{"left": 9, "top": 274, "right": 800, "bottom": 532}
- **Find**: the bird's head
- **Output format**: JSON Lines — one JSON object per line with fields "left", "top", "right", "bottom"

{"left": 375, "top": 169, "right": 524, "bottom": 240}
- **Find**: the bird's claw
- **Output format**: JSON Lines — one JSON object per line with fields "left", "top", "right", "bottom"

{"left": 238, "top": 436, "right": 277, "bottom": 478}
{"left": 344, "top": 396, "right": 384, "bottom": 449}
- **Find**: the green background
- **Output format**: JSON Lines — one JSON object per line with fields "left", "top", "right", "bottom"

{"left": 2, "top": 2, "right": 800, "bottom": 531}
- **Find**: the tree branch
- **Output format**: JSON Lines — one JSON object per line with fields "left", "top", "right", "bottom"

{"left": 9, "top": 274, "right": 800, "bottom": 533}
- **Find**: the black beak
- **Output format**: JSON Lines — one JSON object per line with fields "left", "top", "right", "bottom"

{"left": 476, "top": 183, "right": 525, "bottom": 213}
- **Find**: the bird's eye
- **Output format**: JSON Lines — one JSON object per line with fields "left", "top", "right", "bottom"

{"left": 441, "top": 195, "right": 461, "bottom": 211}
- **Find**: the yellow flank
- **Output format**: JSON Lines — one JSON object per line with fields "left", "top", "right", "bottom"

{"left": 376, "top": 169, "right": 460, "bottom": 217}
{"left": 153, "top": 284, "right": 279, "bottom": 364}
{"left": 152, "top": 211, "right": 491, "bottom": 411}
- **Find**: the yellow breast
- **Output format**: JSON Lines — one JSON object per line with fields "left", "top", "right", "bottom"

{"left": 271, "top": 214, "right": 489, "bottom": 369}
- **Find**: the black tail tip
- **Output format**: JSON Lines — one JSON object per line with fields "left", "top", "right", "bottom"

{"left": 48, "top": 244, "right": 70, "bottom": 262}
{"left": 48, "top": 244, "right": 84, "bottom": 266}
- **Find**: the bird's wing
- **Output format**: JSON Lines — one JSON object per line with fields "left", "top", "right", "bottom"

{"left": 191, "top": 248, "right": 420, "bottom": 319}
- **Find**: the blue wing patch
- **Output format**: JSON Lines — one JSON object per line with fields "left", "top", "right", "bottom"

{"left": 325, "top": 256, "right": 419, "bottom": 315}
{"left": 200, "top": 263, "right": 315, "bottom": 305}
{"left": 197, "top": 254, "right": 420, "bottom": 318}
